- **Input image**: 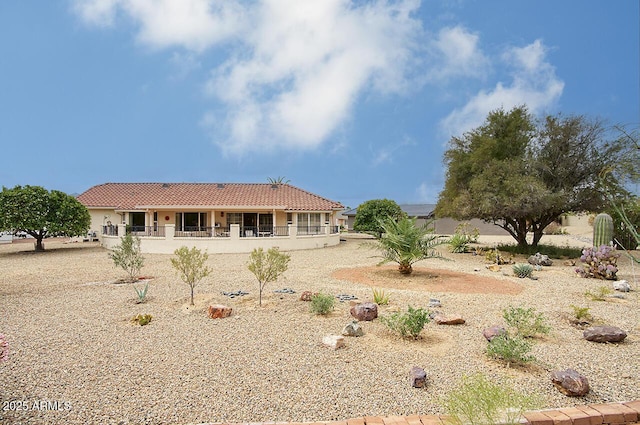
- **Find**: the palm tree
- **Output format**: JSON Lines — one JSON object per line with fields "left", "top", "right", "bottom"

{"left": 371, "top": 216, "right": 447, "bottom": 274}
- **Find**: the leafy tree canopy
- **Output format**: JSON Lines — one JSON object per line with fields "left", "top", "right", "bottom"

{"left": 353, "top": 199, "right": 406, "bottom": 237}
{"left": 0, "top": 185, "right": 90, "bottom": 251}
{"left": 435, "top": 105, "right": 632, "bottom": 248}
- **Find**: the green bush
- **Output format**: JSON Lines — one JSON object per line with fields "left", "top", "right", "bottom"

{"left": 372, "top": 288, "right": 390, "bottom": 305}
{"left": 503, "top": 306, "right": 549, "bottom": 338}
{"left": 486, "top": 334, "right": 535, "bottom": 367}
{"left": 380, "top": 306, "right": 430, "bottom": 339}
{"left": 109, "top": 234, "right": 145, "bottom": 282}
{"left": 569, "top": 305, "right": 592, "bottom": 321}
{"left": 448, "top": 222, "right": 479, "bottom": 253}
{"left": 444, "top": 373, "right": 541, "bottom": 425}
{"left": 310, "top": 292, "right": 335, "bottom": 315}
{"left": 585, "top": 285, "right": 613, "bottom": 301}
{"left": 512, "top": 264, "right": 534, "bottom": 279}
{"left": 496, "top": 243, "right": 582, "bottom": 259}
{"left": 131, "top": 314, "right": 152, "bottom": 326}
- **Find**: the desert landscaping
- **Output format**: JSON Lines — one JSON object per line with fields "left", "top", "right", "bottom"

{"left": 0, "top": 234, "right": 638, "bottom": 425}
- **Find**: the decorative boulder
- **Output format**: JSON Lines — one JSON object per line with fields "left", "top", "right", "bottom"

{"left": 207, "top": 304, "right": 232, "bottom": 319}
{"left": 551, "top": 369, "right": 590, "bottom": 396}
{"left": 583, "top": 326, "right": 627, "bottom": 343}
{"left": 350, "top": 302, "right": 378, "bottom": 321}
{"left": 613, "top": 280, "right": 630, "bottom": 292}
{"left": 433, "top": 314, "right": 465, "bottom": 325}
{"left": 322, "top": 335, "right": 345, "bottom": 350}
{"left": 428, "top": 298, "right": 442, "bottom": 308}
{"left": 483, "top": 326, "right": 507, "bottom": 341}
{"left": 299, "top": 291, "right": 317, "bottom": 301}
{"left": 528, "top": 252, "right": 553, "bottom": 266}
{"left": 409, "top": 366, "right": 427, "bottom": 388}
{"left": 342, "top": 321, "right": 364, "bottom": 337}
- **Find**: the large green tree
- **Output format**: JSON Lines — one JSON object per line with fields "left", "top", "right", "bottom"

{"left": 435, "top": 106, "right": 629, "bottom": 248}
{"left": 0, "top": 185, "right": 90, "bottom": 251}
{"left": 353, "top": 199, "right": 405, "bottom": 238}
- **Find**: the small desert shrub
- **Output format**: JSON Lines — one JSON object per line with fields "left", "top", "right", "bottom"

{"left": 485, "top": 248, "right": 511, "bottom": 265}
{"left": 372, "top": 288, "right": 391, "bottom": 305}
{"left": 512, "top": 264, "right": 534, "bottom": 279}
{"left": 131, "top": 314, "right": 152, "bottom": 326}
{"left": 109, "top": 234, "right": 145, "bottom": 282}
{"left": 497, "top": 243, "right": 582, "bottom": 259}
{"left": 486, "top": 334, "right": 535, "bottom": 367}
{"left": 569, "top": 305, "right": 593, "bottom": 321}
{"left": 444, "top": 373, "right": 541, "bottom": 425}
{"left": 380, "top": 306, "right": 430, "bottom": 339}
{"left": 503, "top": 306, "right": 549, "bottom": 338}
{"left": 575, "top": 245, "right": 620, "bottom": 280}
{"left": 310, "top": 292, "right": 335, "bottom": 315}
{"left": 448, "top": 222, "right": 479, "bottom": 253}
{"left": 133, "top": 282, "right": 149, "bottom": 304}
{"left": 585, "top": 285, "right": 613, "bottom": 301}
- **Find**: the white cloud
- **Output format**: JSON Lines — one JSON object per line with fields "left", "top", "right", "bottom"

{"left": 72, "top": 0, "right": 245, "bottom": 51}
{"left": 74, "top": 0, "right": 424, "bottom": 155}
{"left": 440, "top": 39, "right": 564, "bottom": 138}
{"left": 426, "top": 25, "right": 488, "bottom": 81}
{"left": 205, "top": 0, "right": 424, "bottom": 154}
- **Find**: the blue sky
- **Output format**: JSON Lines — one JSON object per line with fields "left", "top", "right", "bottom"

{"left": 1, "top": 1, "right": 638, "bottom": 209}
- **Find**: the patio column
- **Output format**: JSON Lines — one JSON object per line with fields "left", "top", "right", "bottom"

{"left": 288, "top": 224, "right": 297, "bottom": 240}
{"left": 165, "top": 224, "right": 175, "bottom": 241}
{"left": 230, "top": 224, "right": 240, "bottom": 240}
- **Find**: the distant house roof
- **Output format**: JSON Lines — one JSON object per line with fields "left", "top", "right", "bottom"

{"left": 77, "top": 183, "right": 344, "bottom": 212}
{"left": 343, "top": 204, "right": 436, "bottom": 218}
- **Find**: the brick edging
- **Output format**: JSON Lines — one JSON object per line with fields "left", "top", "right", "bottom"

{"left": 204, "top": 401, "right": 640, "bottom": 425}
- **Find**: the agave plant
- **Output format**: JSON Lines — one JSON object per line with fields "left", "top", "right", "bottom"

{"left": 369, "top": 216, "right": 446, "bottom": 275}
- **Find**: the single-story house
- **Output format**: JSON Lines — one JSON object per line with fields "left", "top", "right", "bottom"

{"left": 343, "top": 203, "right": 509, "bottom": 235}
{"left": 77, "top": 182, "right": 344, "bottom": 254}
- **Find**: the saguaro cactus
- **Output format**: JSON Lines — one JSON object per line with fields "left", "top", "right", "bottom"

{"left": 593, "top": 213, "right": 614, "bottom": 247}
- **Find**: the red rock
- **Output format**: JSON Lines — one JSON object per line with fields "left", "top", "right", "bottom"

{"left": 208, "top": 304, "right": 232, "bottom": 319}
{"left": 434, "top": 314, "right": 465, "bottom": 325}
{"left": 551, "top": 369, "right": 590, "bottom": 396}
{"left": 350, "top": 302, "right": 378, "bottom": 321}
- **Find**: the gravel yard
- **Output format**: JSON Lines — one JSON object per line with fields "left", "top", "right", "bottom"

{"left": 0, "top": 236, "right": 638, "bottom": 425}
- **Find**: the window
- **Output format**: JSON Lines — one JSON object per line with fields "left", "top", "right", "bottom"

{"left": 227, "top": 213, "right": 242, "bottom": 225}
{"left": 175, "top": 212, "right": 207, "bottom": 231}
{"left": 129, "top": 212, "right": 145, "bottom": 232}
{"left": 297, "top": 213, "right": 322, "bottom": 234}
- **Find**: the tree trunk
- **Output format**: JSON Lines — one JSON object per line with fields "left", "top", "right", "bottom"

{"left": 35, "top": 237, "right": 45, "bottom": 252}
{"left": 531, "top": 229, "right": 545, "bottom": 247}
{"left": 398, "top": 263, "right": 413, "bottom": 274}
{"left": 190, "top": 285, "right": 195, "bottom": 306}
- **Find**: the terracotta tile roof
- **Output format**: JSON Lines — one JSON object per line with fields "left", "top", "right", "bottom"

{"left": 77, "top": 183, "right": 343, "bottom": 211}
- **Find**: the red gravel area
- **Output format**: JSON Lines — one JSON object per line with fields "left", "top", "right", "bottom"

{"left": 331, "top": 265, "right": 524, "bottom": 295}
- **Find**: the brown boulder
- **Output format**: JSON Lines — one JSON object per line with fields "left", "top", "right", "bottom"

{"left": 299, "top": 291, "right": 317, "bottom": 301}
{"left": 583, "top": 326, "right": 627, "bottom": 343}
{"left": 207, "top": 304, "right": 232, "bottom": 319}
{"left": 350, "top": 302, "right": 378, "bottom": 321}
{"left": 483, "top": 326, "right": 507, "bottom": 341}
{"left": 433, "top": 314, "right": 465, "bottom": 325}
{"left": 551, "top": 369, "right": 590, "bottom": 396}
{"left": 409, "top": 366, "right": 427, "bottom": 388}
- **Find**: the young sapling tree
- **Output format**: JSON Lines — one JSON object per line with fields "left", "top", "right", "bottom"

{"left": 171, "top": 246, "right": 212, "bottom": 306}
{"left": 247, "top": 247, "right": 290, "bottom": 306}
{"left": 109, "top": 234, "right": 145, "bottom": 282}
